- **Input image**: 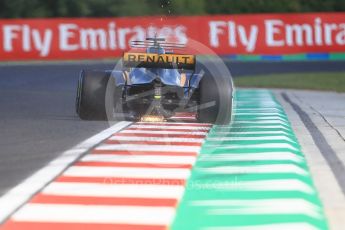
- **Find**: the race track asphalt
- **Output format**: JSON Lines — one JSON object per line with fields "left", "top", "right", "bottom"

{"left": 0, "top": 59, "right": 345, "bottom": 197}
{"left": 0, "top": 62, "right": 113, "bottom": 196}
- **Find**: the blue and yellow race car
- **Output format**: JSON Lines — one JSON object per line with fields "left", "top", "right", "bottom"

{"left": 75, "top": 37, "right": 233, "bottom": 124}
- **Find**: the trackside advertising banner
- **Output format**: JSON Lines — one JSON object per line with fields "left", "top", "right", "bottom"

{"left": 0, "top": 13, "right": 344, "bottom": 60}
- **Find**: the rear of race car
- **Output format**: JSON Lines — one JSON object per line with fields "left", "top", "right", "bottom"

{"left": 75, "top": 37, "right": 233, "bottom": 124}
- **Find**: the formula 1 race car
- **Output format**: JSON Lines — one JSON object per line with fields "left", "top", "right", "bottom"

{"left": 75, "top": 37, "right": 233, "bottom": 124}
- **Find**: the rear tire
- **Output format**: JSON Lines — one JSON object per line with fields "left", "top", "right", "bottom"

{"left": 197, "top": 74, "right": 233, "bottom": 124}
{"left": 76, "top": 70, "right": 121, "bottom": 120}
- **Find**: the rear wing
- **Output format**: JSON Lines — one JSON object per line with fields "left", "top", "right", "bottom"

{"left": 122, "top": 52, "right": 196, "bottom": 70}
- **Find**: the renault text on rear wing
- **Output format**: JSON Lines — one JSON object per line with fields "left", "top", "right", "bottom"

{"left": 122, "top": 52, "right": 196, "bottom": 70}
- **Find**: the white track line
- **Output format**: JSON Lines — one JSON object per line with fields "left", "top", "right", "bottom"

{"left": 205, "top": 143, "right": 299, "bottom": 151}
{"left": 225, "top": 131, "right": 293, "bottom": 136}
{"left": 81, "top": 154, "right": 197, "bottom": 165}
{"left": 109, "top": 136, "right": 204, "bottom": 143}
{"left": 0, "top": 121, "right": 132, "bottom": 223}
{"left": 214, "top": 125, "right": 290, "bottom": 130}
{"left": 137, "top": 122, "right": 210, "bottom": 126}
{"left": 95, "top": 144, "right": 201, "bottom": 152}
{"left": 199, "top": 164, "right": 308, "bottom": 176}
{"left": 12, "top": 203, "right": 176, "bottom": 225}
{"left": 204, "top": 223, "right": 319, "bottom": 230}
{"left": 234, "top": 112, "right": 286, "bottom": 116}
{"left": 201, "top": 179, "right": 314, "bottom": 194}
{"left": 230, "top": 120, "right": 289, "bottom": 124}
{"left": 234, "top": 108, "right": 283, "bottom": 112}
{"left": 235, "top": 116, "right": 287, "bottom": 120}
{"left": 192, "top": 199, "right": 322, "bottom": 219}
{"left": 119, "top": 130, "right": 208, "bottom": 135}
{"left": 199, "top": 152, "right": 304, "bottom": 163}
{"left": 207, "top": 136, "right": 295, "bottom": 142}
{"left": 42, "top": 182, "right": 185, "bottom": 199}
{"left": 129, "top": 125, "right": 210, "bottom": 130}
{"left": 63, "top": 166, "right": 191, "bottom": 179}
